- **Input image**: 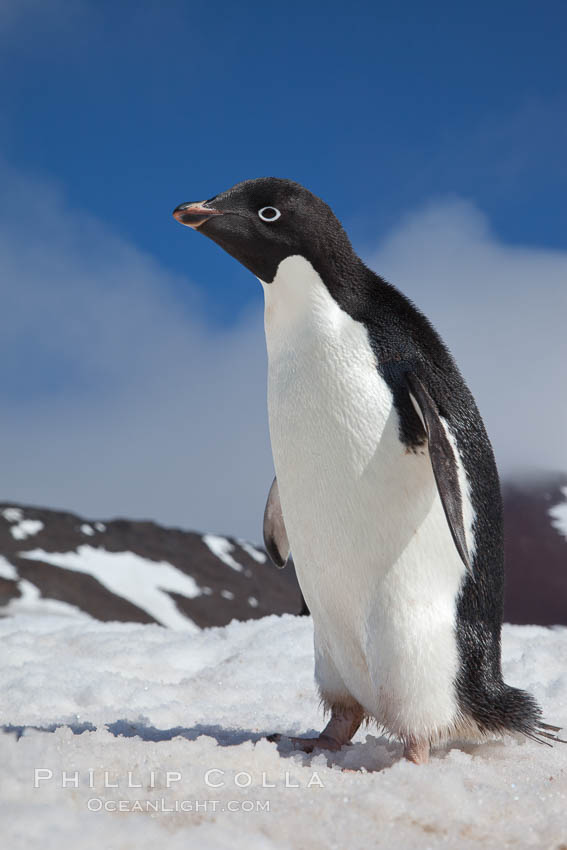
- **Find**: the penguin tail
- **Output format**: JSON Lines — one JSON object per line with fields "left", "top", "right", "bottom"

{"left": 497, "top": 685, "right": 567, "bottom": 746}
{"left": 531, "top": 721, "right": 567, "bottom": 746}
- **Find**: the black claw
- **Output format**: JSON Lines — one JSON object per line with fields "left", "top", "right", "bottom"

{"left": 266, "top": 733, "right": 282, "bottom": 743}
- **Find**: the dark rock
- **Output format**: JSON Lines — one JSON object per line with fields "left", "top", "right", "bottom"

{"left": 503, "top": 474, "right": 567, "bottom": 626}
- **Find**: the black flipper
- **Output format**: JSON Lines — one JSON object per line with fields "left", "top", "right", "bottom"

{"left": 263, "top": 477, "right": 290, "bottom": 569}
{"left": 405, "top": 372, "right": 472, "bottom": 573}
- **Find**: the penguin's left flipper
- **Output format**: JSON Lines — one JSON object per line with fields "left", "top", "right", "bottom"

{"left": 405, "top": 372, "right": 472, "bottom": 574}
{"left": 263, "top": 477, "right": 290, "bottom": 568}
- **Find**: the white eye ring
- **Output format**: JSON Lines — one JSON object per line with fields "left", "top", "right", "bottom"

{"left": 258, "top": 206, "right": 281, "bottom": 222}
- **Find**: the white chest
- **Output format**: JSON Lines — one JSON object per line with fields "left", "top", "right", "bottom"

{"left": 263, "top": 256, "right": 391, "bottom": 472}
{"left": 262, "top": 256, "right": 411, "bottom": 554}
{"left": 260, "top": 256, "right": 465, "bottom": 738}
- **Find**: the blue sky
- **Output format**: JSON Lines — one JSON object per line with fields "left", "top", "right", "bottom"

{"left": 0, "top": 1, "right": 565, "bottom": 537}
{"left": 2, "top": 0, "right": 565, "bottom": 321}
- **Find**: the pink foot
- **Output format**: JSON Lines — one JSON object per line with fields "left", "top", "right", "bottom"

{"left": 267, "top": 703, "right": 364, "bottom": 753}
{"left": 403, "top": 737, "right": 430, "bottom": 764}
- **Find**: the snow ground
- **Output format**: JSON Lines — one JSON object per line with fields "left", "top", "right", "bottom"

{"left": 1, "top": 612, "right": 566, "bottom": 850}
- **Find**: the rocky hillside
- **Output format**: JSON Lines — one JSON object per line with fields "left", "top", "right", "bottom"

{"left": 0, "top": 473, "right": 565, "bottom": 628}
{"left": 0, "top": 505, "right": 303, "bottom": 628}
{"left": 503, "top": 474, "right": 567, "bottom": 625}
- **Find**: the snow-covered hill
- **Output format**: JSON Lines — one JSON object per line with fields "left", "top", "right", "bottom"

{"left": 1, "top": 474, "right": 565, "bottom": 630}
{"left": 0, "top": 503, "right": 304, "bottom": 628}
{"left": 1, "top": 611, "right": 566, "bottom": 849}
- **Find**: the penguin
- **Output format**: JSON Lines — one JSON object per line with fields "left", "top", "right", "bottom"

{"left": 173, "top": 178, "right": 563, "bottom": 763}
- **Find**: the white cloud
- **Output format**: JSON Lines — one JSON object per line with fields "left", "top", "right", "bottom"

{"left": 0, "top": 162, "right": 272, "bottom": 541}
{"left": 0, "top": 164, "right": 564, "bottom": 541}
{"left": 369, "top": 198, "right": 567, "bottom": 476}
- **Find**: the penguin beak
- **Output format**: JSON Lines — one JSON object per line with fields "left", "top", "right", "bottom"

{"left": 172, "top": 201, "right": 224, "bottom": 229}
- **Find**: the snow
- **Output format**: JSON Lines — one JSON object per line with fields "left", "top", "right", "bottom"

{"left": 0, "top": 555, "right": 18, "bottom": 580}
{"left": 0, "top": 557, "right": 93, "bottom": 620}
{"left": 248, "top": 596, "right": 259, "bottom": 608}
{"left": 0, "top": 612, "right": 566, "bottom": 849}
{"left": 80, "top": 523, "right": 95, "bottom": 536}
{"left": 1, "top": 507, "right": 44, "bottom": 540}
{"left": 2, "top": 578, "right": 92, "bottom": 620}
{"left": 10, "top": 518, "right": 44, "bottom": 540}
{"left": 203, "top": 534, "right": 244, "bottom": 572}
{"left": 549, "top": 486, "right": 567, "bottom": 541}
{"left": 238, "top": 540, "right": 268, "bottom": 564}
{"left": 1, "top": 507, "right": 23, "bottom": 522}
{"left": 94, "top": 522, "right": 106, "bottom": 532}
{"left": 19, "top": 547, "right": 202, "bottom": 631}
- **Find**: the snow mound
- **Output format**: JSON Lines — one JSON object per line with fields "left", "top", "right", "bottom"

{"left": 1, "top": 507, "right": 44, "bottom": 540}
{"left": 549, "top": 486, "right": 567, "bottom": 541}
{"left": 1, "top": 613, "right": 566, "bottom": 849}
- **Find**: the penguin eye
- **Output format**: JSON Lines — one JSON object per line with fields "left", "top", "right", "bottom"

{"left": 258, "top": 206, "right": 281, "bottom": 223}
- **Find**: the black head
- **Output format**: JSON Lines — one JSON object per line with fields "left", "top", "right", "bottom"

{"left": 173, "top": 177, "right": 354, "bottom": 283}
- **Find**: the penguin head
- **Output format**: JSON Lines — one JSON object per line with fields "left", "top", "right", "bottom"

{"left": 173, "top": 177, "right": 353, "bottom": 283}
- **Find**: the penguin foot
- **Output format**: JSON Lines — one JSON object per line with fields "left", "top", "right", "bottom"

{"left": 403, "top": 737, "right": 430, "bottom": 764}
{"left": 266, "top": 733, "right": 343, "bottom": 753}
{"left": 267, "top": 703, "right": 365, "bottom": 753}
